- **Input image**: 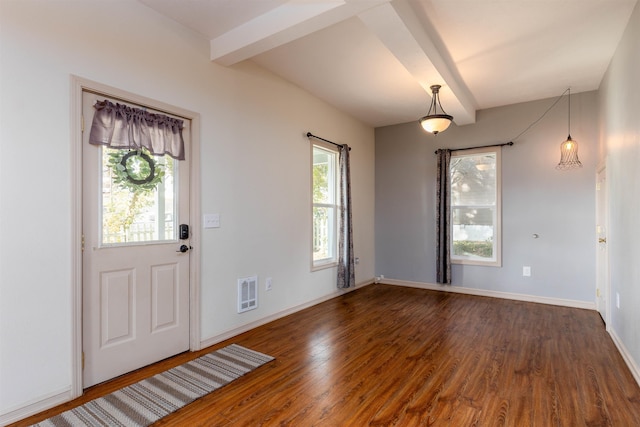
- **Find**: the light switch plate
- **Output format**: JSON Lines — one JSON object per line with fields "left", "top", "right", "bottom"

{"left": 204, "top": 213, "right": 220, "bottom": 229}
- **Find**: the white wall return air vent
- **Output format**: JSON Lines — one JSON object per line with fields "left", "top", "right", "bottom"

{"left": 238, "top": 276, "right": 258, "bottom": 313}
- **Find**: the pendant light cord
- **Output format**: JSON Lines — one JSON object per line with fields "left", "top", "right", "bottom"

{"left": 567, "top": 88, "right": 571, "bottom": 136}
{"left": 510, "top": 88, "right": 570, "bottom": 142}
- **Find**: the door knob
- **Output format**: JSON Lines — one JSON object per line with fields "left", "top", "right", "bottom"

{"left": 598, "top": 237, "right": 607, "bottom": 243}
{"left": 177, "top": 244, "right": 190, "bottom": 253}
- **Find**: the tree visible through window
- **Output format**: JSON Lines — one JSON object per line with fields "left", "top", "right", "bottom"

{"left": 101, "top": 147, "right": 176, "bottom": 245}
{"left": 450, "top": 148, "right": 501, "bottom": 266}
{"left": 312, "top": 145, "right": 338, "bottom": 267}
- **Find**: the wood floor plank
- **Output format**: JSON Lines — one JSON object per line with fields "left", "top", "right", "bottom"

{"left": 11, "top": 284, "right": 640, "bottom": 426}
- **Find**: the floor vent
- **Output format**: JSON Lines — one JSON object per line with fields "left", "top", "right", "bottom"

{"left": 238, "top": 276, "right": 258, "bottom": 313}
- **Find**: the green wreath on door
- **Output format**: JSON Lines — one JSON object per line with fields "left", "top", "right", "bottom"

{"left": 108, "top": 148, "right": 165, "bottom": 192}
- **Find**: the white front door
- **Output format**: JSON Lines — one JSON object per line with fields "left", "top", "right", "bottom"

{"left": 82, "top": 91, "right": 191, "bottom": 387}
{"left": 595, "top": 166, "right": 609, "bottom": 325}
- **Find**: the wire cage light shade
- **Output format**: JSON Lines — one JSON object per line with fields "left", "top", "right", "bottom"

{"left": 420, "top": 85, "right": 453, "bottom": 134}
{"left": 556, "top": 88, "right": 582, "bottom": 170}
{"left": 557, "top": 135, "right": 582, "bottom": 170}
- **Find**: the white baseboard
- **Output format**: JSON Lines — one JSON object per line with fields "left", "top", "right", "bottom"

{"left": 608, "top": 328, "right": 640, "bottom": 387}
{"left": 201, "top": 277, "right": 595, "bottom": 351}
{"left": 200, "top": 279, "right": 375, "bottom": 349}
{"left": 382, "top": 278, "right": 640, "bottom": 387}
{"left": 382, "top": 278, "right": 597, "bottom": 310}
{"left": 10, "top": 277, "right": 613, "bottom": 426}
{"left": 2, "top": 280, "right": 376, "bottom": 427}
{"left": 0, "top": 388, "right": 71, "bottom": 427}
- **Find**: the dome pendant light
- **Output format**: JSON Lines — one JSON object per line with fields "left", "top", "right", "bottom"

{"left": 420, "top": 84, "right": 453, "bottom": 135}
{"left": 556, "top": 88, "right": 582, "bottom": 170}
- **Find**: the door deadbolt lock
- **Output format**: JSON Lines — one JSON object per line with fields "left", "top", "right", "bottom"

{"left": 598, "top": 237, "right": 607, "bottom": 243}
{"left": 177, "top": 244, "right": 191, "bottom": 253}
{"left": 179, "top": 224, "right": 189, "bottom": 240}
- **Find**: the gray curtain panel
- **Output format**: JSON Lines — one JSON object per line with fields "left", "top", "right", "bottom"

{"left": 436, "top": 149, "right": 452, "bottom": 284}
{"left": 89, "top": 99, "right": 185, "bottom": 160}
{"left": 337, "top": 144, "right": 355, "bottom": 289}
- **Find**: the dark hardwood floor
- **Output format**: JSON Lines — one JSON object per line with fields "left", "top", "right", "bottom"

{"left": 13, "top": 284, "right": 640, "bottom": 426}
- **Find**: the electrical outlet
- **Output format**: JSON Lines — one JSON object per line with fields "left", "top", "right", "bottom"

{"left": 523, "top": 266, "right": 531, "bottom": 277}
{"left": 265, "top": 277, "right": 272, "bottom": 291}
{"left": 616, "top": 292, "right": 620, "bottom": 309}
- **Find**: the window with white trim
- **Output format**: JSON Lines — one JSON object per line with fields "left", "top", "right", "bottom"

{"left": 450, "top": 147, "right": 501, "bottom": 266}
{"left": 312, "top": 144, "right": 338, "bottom": 268}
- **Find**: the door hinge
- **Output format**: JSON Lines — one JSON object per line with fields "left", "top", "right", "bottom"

{"left": 82, "top": 351, "right": 85, "bottom": 370}
{"left": 81, "top": 114, "right": 84, "bottom": 133}
{"left": 82, "top": 234, "right": 85, "bottom": 252}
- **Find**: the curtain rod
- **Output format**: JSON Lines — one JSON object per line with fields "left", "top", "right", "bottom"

{"left": 434, "top": 141, "right": 513, "bottom": 154}
{"left": 306, "top": 132, "right": 351, "bottom": 151}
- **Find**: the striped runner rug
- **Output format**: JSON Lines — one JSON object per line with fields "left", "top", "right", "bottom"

{"left": 32, "top": 344, "right": 274, "bottom": 427}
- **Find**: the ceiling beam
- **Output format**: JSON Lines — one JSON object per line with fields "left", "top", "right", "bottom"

{"left": 359, "top": 0, "right": 476, "bottom": 125}
{"left": 211, "top": 0, "right": 390, "bottom": 66}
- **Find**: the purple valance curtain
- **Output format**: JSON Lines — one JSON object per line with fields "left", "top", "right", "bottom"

{"left": 436, "top": 149, "right": 452, "bottom": 284}
{"left": 89, "top": 100, "right": 185, "bottom": 160}
{"left": 337, "top": 144, "right": 355, "bottom": 289}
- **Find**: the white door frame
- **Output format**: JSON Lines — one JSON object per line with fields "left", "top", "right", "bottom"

{"left": 70, "top": 75, "right": 201, "bottom": 397}
{"left": 595, "top": 160, "right": 610, "bottom": 329}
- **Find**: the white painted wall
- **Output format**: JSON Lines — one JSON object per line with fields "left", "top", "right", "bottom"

{"left": 599, "top": 1, "right": 640, "bottom": 376}
{"left": 376, "top": 91, "right": 598, "bottom": 303}
{"left": 0, "top": 0, "right": 375, "bottom": 421}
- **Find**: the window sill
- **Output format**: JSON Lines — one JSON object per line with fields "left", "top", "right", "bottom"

{"left": 312, "top": 261, "right": 338, "bottom": 272}
{"left": 452, "top": 258, "right": 502, "bottom": 267}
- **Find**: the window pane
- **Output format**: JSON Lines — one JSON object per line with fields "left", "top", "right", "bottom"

{"left": 452, "top": 207, "right": 494, "bottom": 260}
{"left": 313, "top": 206, "right": 335, "bottom": 262}
{"left": 312, "top": 144, "right": 338, "bottom": 267}
{"left": 101, "top": 147, "right": 177, "bottom": 245}
{"left": 450, "top": 148, "right": 501, "bottom": 266}
{"left": 313, "top": 147, "right": 335, "bottom": 204}
{"left": 451, "top": 154, "right": 496, "bottom": 206}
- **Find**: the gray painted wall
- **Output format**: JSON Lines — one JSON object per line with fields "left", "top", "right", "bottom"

{"left": 376, "top": 91, "right": 598, "bottom": 302}
{"left": 599, "top": 1, "right": 640, "bottom": 375}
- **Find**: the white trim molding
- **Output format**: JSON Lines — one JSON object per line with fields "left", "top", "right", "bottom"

{"left": 0, "top": 388, "right": 71, "bottom": 426}
{"left": 69, "top": 75, "right": 202, "bottom": 395}
{"left": 609, "top": 328, "right": 640, "bottom": 387}
{"left": 382, "top": 278, "right": 597, "bottom": 310}
{"left": 200, "top": 279, "right": 375, "bottom": 349}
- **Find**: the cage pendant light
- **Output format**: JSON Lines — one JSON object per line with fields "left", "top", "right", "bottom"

{"left": 420, "top": 85, "right": 453, "bottom": 135}
{"left": 556, "top": 88, "right": 582, "bottom": 170}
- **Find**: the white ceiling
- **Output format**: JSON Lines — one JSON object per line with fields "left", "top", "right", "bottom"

{"left": 139, "top": 0, "right": 638, "bottom": 128}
